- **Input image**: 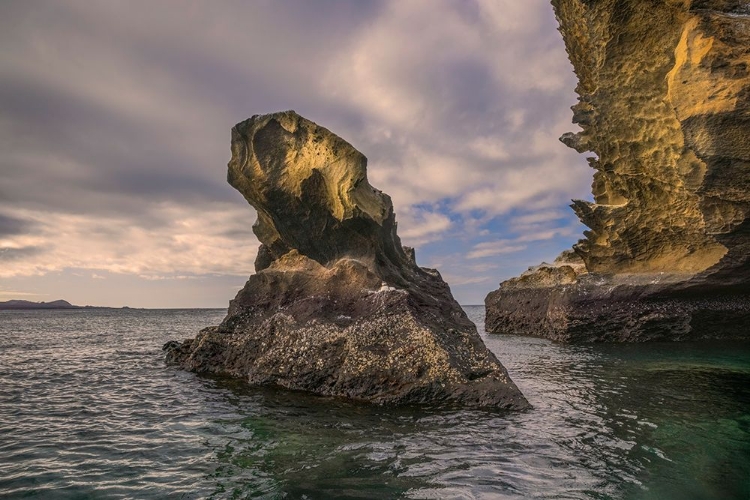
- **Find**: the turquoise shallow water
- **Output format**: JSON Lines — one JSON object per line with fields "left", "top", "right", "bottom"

{"left": 0, "top": 307, "right": 748, "bottom": 499}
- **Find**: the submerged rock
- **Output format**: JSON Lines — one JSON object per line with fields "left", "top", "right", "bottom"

{"left": 486, "top": 1, "right": 750, "bottom": 342}
{"left": 166, "top": 111, "right": 527, "bottom": 409}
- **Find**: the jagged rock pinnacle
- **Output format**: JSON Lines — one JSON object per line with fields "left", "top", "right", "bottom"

{"left": 166, "top": 111, "right": 528, "bottom": 408}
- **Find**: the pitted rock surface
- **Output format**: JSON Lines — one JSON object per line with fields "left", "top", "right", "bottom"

{"left": 486, "top": 1, "right": 750, "bottom": 342}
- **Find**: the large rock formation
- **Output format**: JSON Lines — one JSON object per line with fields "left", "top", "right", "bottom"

{"left": 486, "top": 1, "right": 750, "bottom": 342}
{"left": 166, "top": 111, "right": 527, "bottom": 409}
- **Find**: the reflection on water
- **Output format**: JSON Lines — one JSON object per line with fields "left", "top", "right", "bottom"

{"left": 0, "top": 307, "right": 748, "bottom": 499}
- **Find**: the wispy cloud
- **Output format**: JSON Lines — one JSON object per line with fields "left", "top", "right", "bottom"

{"left": 0, "top": 204, "right": 257, "bottom": 278}
{"left": 0, "top": 289, "right": 46, "bottom": 299}
{"left": 467, "top": 241, "right": 528, "bottom": 260}
{"left": 467, "top": 226, "right": 577, "bottom": 259}
{"left": 397, "top": 207, "right": 452, "bottom": 246}
{"left": 440, "top": 274, "right": 492, "bottom": 287}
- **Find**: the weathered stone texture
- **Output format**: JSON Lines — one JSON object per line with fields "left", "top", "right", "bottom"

{"left": 486, "top": 1, "right": 750, "bottom": 342}
{"left": 167, "top": 111, "right": 528, "bottom": 408}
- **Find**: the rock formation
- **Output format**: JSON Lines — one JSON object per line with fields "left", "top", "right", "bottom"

{"left": 486, "top": 1, "right": 750, "bottom": 342}
{"left": 166, "top": 111, "right": 527, "bottom": 409}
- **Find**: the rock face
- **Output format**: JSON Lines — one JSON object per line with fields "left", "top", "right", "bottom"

{"left": 486, "top": 1, "right": 750, "bottom": 342}
{"left": 166, "top": 111, "right": 527, "bottom": 409}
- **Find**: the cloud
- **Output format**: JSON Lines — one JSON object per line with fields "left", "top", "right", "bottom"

{"left": 0, "top": 204, "right": 258, "bottom": 278}
{"left": 0, "top": 289, "right": 46, "bottom": 300}
{"left": 466, "top": 225, "right": 577, "bottom": 259}
{"left": 320, "top": 0, "right": 588, "bottom": 225}
{"left": 467, "top": 241, "right": 528, "bottom": 260}
{"left": 0, "top": 213, "right": 35, "bottom": 237}
{"left": 510, "top": 210, "right": 568, "bottom": 228}
{"left": 0, "top": 0, "right": 593, "bottom": 305}
{"left": 397, "top": 207, "right": 452, "bottom": 246}
{"left": 439, "top": 274, "right": 492, "bottom": 287}
{"left": 0, "top": 245, "right": 45, "bottom": 261}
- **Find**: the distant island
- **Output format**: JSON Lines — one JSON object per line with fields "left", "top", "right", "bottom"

{"left": 0, "top": 300, "right": 131, "bottom": 310}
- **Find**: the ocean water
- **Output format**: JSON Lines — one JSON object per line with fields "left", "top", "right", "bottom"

{"left": 0, "top": 307, "right": 748, "bottom": 500}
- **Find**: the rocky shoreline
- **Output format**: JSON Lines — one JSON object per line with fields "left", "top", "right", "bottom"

{"left": 486, "top": 267, "right": 750, "bottom": 343}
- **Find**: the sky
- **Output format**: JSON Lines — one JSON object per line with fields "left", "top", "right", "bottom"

{"left": 0, "top": 0, "right": 592, "bottom": 307}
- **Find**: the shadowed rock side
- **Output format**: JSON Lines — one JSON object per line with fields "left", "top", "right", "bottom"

{"left": 486, "top": 1, "right": 750, "bottom": 342}
{"left": 166, "top": 111, "right": 527, "bottom": 409}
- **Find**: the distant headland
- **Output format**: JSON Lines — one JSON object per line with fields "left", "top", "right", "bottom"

{"left": 0, "top": 300, "right": 132, "bottom": 310}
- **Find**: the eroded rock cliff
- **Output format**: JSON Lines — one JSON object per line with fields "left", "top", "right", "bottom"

{"left": 166, "top": 111, "right": 527, "bottom": 408}
{"left": 486, "top": 1, "right": 750, "bottom": 342}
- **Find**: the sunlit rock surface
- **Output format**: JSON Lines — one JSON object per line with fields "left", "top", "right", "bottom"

{"left": 166, "top": 111, "right": 527, "bottom": 409}
{"left": 486, "top": 1, "right": 750, "bottom": 342}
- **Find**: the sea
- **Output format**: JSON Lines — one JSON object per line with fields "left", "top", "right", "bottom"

{"left": 0, "top": 306, "right": 748, "bottom": 499}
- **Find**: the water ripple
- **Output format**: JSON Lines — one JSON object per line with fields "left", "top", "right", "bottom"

{"left": 0, "top": 307, "right": 748, "bottom": 499}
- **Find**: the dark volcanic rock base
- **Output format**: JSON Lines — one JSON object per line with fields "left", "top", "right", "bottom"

{"left": 486, "top": 276, "right": 750, "bottom": 343}
{"left": 169, "top": 254, "right": 528, "bottom": 409}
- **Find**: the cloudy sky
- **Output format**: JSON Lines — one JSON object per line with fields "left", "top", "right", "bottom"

{"left": 0, "top": 0, "right": 591, "bottom": 307}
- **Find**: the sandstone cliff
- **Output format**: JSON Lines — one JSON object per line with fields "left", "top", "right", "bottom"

{"left": 166, "top": 111, "right": 527, "bottom": 408}
{"left": 486, "top": 1, "right": 750, "bottom": 342}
